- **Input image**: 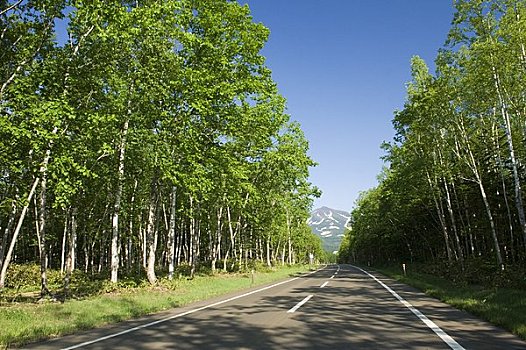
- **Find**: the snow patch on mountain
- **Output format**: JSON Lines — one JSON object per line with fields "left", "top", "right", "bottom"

{"left": 308, "top": 206, "right": 350, "bottom": 253}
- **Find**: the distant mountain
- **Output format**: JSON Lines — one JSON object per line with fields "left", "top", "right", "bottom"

{"left": 307, "top": 206, "right": 351, "bottom": 253}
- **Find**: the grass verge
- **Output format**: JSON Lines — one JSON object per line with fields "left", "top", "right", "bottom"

{"left": 373, "top": 265, "right": 526, "bottom": 340}
{"left": 0, "top": 265, "right": 314, "bottom": 348}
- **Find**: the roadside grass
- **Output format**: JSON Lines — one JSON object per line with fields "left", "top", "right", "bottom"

{"left": 0, "top": 264, "right": 314, "bottom": 348}
{"left": 373, "top": 265, "right": 526, "bottom": 340}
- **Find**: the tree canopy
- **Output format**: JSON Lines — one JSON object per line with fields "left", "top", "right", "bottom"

{"left": 0, "top": 0, "right": 322, "bottom": 295}
{"left": 339, "top": 0, "right": 526, "bottom": 273}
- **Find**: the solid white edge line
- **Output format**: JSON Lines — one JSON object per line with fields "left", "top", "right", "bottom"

{"left": 320, "top": 281, "right": 328, "bottom": 288}
{"left": 287, "top": 294, "right": 313, "bottom": 313}
{"left": 352, "top": 265, "right": 465, "bottom": 350}
{"left": 61, "top": 267, "right": 325, "bottom": 350}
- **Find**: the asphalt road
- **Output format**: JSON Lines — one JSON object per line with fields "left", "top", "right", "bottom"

{"left": 25, "top": 264, "right": 526, "bottom": 349}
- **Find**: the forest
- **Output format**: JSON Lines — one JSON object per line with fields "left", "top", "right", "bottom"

{"left": 0, "top": 0, "right": 323, "bottom": 298}
{"left": 339, "top": 0, "right": 526, "bottom": 280}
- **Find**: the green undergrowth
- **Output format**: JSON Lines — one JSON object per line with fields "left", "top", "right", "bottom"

{"left": 372, "top": 264, "right": 526, "bottom": 341}
{"left": 0, "top": 264, "right": 314, "bottom": 348}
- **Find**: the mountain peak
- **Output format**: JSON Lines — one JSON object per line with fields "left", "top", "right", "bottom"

{"left": 308, "top": 207, "right": 350, "bottom": 253}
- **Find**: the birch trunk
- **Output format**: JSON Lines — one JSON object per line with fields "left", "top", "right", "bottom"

{"left": 145, "top": 175, "right": 159, "bottom": 284}
{"left": 111, "top": 118, "right": 129, "bottom": 283}
{"left": 443, "top": 180, "right": 464, "bottom": 265}
{"left": 223, "top": 206, "right": 236, "bottom": 271}
{"left": 0, "top": 178, "right": 40, "bottom": 288}
{"left": 167, "top": 186, "right": 177, "bottom": 280}
{"left": 492, "top": 121, "right": 516, "bottom": 261}
{"left": 60, "top": 213, "right": 68, "bottom": 273}
{"left": 286, "top": 211, "right": 292, "bottom": 265}
{"left": 266, "top": 236, "right": 271, "bottom": 267}
{"left": 489, "top": 43, "right": 526, "bottom": 250}
{"left": 38, "top": 148, "right": 52, "bottom": 298}
{"left": 63, "top": 207, "right": 77, "bottom": 297}
{"left": 195, "top": 217, "right": 201, "bottom": 274}
{"left": 175, "top": 221, "right": 183, "bottom": 266}
{"left": 70, "top": 207, "right": 77, "bottom": 271}
{"left": 227, "top": 206, "right": 236, "bottom": 260}
{"left": 458, "top": 119, "right": 503, "bottom": 267}
{"left": 211, "top": 206, "right": 223, "bottom": 274}
{"left": 189, "top": 196, "right": 198, "bottom": 279}
{"left": 0, "top": 199, "right": 17, "bottom": 276}
{"left": 426, "top": 172, "right": 453, "bottom": 261}
{"left": 126, "top": 179, "right": 138, "bottom": 270}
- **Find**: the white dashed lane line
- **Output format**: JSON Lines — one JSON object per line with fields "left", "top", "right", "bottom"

{"left": 353, "top": 265, "right": 465, "bottom": 350}
{"left": 287, "top": 295, "right": 313, "bottom": 313}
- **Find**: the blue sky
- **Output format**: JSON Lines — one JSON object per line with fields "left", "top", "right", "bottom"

{"left": 242, "top": 1, "right": 455, "bottom": 211}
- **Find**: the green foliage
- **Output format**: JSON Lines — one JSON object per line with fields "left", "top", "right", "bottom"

{"left": 340, "top": 0, "right": 526, "bottom": 279}
{"left": 4, "top": 264, "right": 62, "bottom": 290}
{"left": 413, "top": 259, "right": 526, "bottom": 289}
{"left": 0, "top": 0, "right": 319, "bottom": 291}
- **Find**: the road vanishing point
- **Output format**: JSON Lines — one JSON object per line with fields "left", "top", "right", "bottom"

{"left": 27, "top": 265, "right": 526, "bottom": 349}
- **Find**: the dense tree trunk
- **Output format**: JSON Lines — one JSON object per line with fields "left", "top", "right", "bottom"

{"left": 0, "top": 178, "right": 40, "bottom": 288}
{"left": 189, "top": 196, "right": 198, "bottom": 278}
{"left": 493, "top": 121, "right": 516, "bottom": 262}
{"left": 0, "top": 199, "right": 17, "bottom": 277}
{"left": 60, "top": 213, "right": 68, "bottom": 274}
{"left": 38, "top": 149, "right": 52, "bottom": 298}
{"left": 443, "top": 180, "right": 464, "bottom": 266}
{"left": 111, "top": 118, "right": 129, "bottom": 283}
{"left": 70, "top": 208, "right": 77, "bottom": 271}
{"left": 223, "top": 206, "right": 236, "bottom": 272}
{"left": 167, "top": 187, "right": 177, "bottom": 280}
{"left": 145, "top": 173, "right": 159, "bottom": 285}
{"left": 63, "top": 207, "right": 77, "bottom": 297}
{"left": 211, "top": 206, "right": 223, "bottom": 274}
{"left": 427, "top": 172, "right": 453, "bottom": 261}
{"left": 266, "top": 236, "right": 271, "bottom": 267}
{"left": 492, "top": 68, "right": 526, "bottom": 249}
{"left": 286, "top": 210, "right": 292, "bottom": 265}
{"left": 459, "top": 118, "right": 503, "bottom": 267}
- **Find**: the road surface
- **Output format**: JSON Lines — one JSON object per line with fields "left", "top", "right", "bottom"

{"left": 26, "top": 264, "right": 526, "bottom": 349}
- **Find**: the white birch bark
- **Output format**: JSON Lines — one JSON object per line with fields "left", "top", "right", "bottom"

{"left": 145, "top": 177, "right": 159, "bottom": 285}
{"left": 457, "top": 119, "right": 503, "bottom": 267}
{"left": 38, "top": 147, "right": 52, "bottom": 298}
{"left": 0, "top": 178, "right": 40, "bottom": 288}
{"left": 63, "top": 207, "right": 77, "bottom": 296}
{"left": 491, "top": 66, "right": 526, "bottom": 248}
{"left": 443, "top": 180, "right": 464, "bottom": 265}
{"left": 70, "top": 207, "right": 77, "bottom": 271}
{"left": 266, "top": 236, "right": 271, "bottom": 267}
{"left": 0, "top": 198, "right": 17, "bottom": 275}
{"left": 286, "top": 209, "right": 292, "bottom": 265}
{"left": 426, "top": 171, "right": 453, "bottom": 261}
{"left": 110, "top": 118, "right": 129, "bottom": 283}
{"left": 60, "top": 213, "right": 68, "bottom": 274}
{"left": 167, "top": 186, "right": 177, "bottom": 280}
{"left": 211, "top": 206, "right": 223, "bottom": 274}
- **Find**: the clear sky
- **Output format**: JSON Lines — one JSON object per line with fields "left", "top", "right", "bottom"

{"left": 242, "top": 1, "right": 455, "bottom": 212}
